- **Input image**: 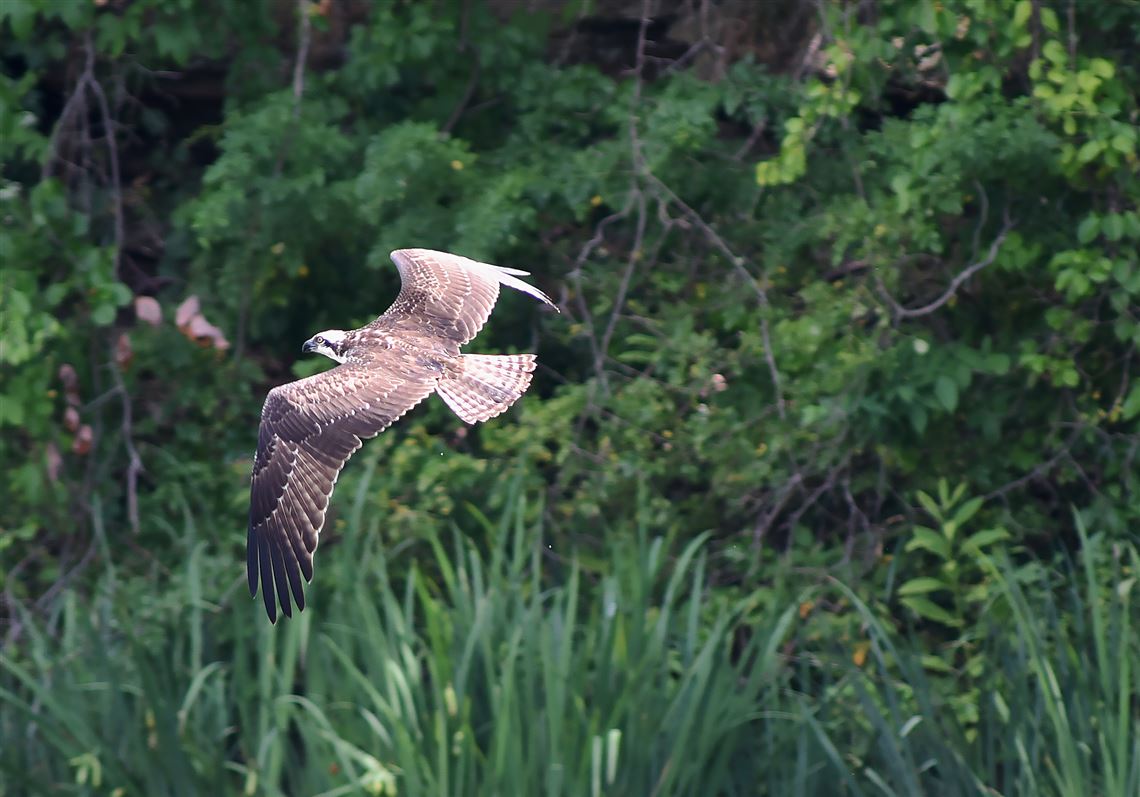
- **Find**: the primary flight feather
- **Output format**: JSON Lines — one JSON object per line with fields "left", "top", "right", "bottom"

{"left": 247, "top": 248, "right": 557, "bottom": 622}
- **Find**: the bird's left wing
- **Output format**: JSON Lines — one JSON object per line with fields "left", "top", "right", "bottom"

{"left": 369, "top": 248, "right": 555, "bottom": 345}
{"left": 248, "top": 356, "right": 437, "bottom": 622}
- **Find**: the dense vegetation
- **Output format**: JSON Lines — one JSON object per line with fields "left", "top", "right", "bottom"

{"left": 1, "top": 0, "right": 1137, "bottom": 794}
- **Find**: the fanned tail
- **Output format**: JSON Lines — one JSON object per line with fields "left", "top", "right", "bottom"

{"left": 436, "top": 353, "right": 537, "bottom": 424}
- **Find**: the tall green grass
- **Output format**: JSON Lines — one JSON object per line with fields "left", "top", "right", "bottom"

{"left": 1, "top": 472, "right": 1136, "bottom": 797}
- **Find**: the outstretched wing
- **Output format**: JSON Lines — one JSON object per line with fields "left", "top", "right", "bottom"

{"left": 369, "top": 248, "right": 556, "bottom": 345}
{"left": 247, "top": 356, "right": 437, "bottom": 622}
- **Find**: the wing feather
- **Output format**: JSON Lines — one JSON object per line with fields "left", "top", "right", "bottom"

{"left": 370, "top": 248, "right": 555, "bottom": 345}
{"left": 248, "top": 359, "right": 438, "bottom": 622}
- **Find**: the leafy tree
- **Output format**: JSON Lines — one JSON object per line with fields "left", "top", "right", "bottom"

{"left": 1, "top": 1, "right": 1138, "bottom": 792}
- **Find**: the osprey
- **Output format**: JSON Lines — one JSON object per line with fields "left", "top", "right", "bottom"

{"left": 247, "top": 248, "right": 556, "bottom": 622}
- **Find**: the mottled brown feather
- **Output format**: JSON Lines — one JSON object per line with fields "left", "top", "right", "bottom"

{"left": 248, "top": 354, "right": 437, "bottom": 622}
{"left": 370, "top": 249, "right": 550, "bottom": 345}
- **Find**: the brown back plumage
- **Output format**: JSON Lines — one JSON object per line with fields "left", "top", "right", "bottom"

{"left": 248, "top": 249, "right": 557, "bottom": 622}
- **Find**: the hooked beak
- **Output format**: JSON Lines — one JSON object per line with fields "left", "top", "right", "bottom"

{"left": 301, "top": 338, "right": 317, "bottom": 354}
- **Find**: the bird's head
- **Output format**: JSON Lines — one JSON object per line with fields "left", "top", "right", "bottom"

{"left": 302, "top": 329, "right": 350, "bottom": 363}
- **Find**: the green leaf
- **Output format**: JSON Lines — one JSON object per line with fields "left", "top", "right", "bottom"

{"left": 1088, "top": 57, "right": 1115, "bottom": 79}
{"left": 2, "top": 0, "right": 36, "bottom": 40}
{"left": 963, "top": 528, "right": 1011, "bottom": 551}
{"left": 985, "top": 353, "right": 1011, "bottom": 374}
{"left": 935, "top": 375, "right": 958, "bottom": 413}
{"left": 1101, "top": 213, "right": 1123, "bottom": 242}
{"left": 916, "top": 491, "right": 941, "bottom": 520}
{"left": 1077, "top": 215, "right": 1099, "bottom": 244}
{"left": 1121, "top": 382, "right": 1140, "bottom": 421}
{"left": 1077, "top": 140, "right": 1103, "bottom": 165}
{"left": 91, "top": 303, "right": 116, "bottom": 326}
{"left": 1124, "top": 212, "right": 1140, "bottom": 239}
{"left": 951, "top": 496, "right": 984, "bottom": 528}
{"left": 1111, "top": 133, "right": 1136, "bottom": 157}
{"left": 908, "top": 404, "right": 928, "bottom": 434}
{"left": 905, "top": 526, "right": 952, "bottom": 560}
{"left": 1042, "top": 40, "right": 1067, "bottom": 67}
{"left": 1012, "top": 1, "right": 1031, "bottom": 29}
{"left": 898, "top": 577, "right": 950, "bottom": 596}
{"left": 915, "top": 0, "right": 937, "bottom": 34}
{"left": 900, "top": 596, "right": 963, "bottom": 627}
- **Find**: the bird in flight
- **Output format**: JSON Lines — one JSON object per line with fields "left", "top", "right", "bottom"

{"left": 247, "top": 248, "right": 557, "bottom": 622}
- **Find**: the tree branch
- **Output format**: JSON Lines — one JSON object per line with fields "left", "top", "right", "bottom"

{"left": 641, "top": 170, "right": 787, "bottom": 419}
{"left": 598, "top": 191, "right": 648, "bottom": 382}
{"left": 42, "top": 41, "right": 95, "bottom": 182}
{"left": 880, "top": 211, "right": 1015, "bottom": 320}
{"left": 292, "top": 0, "right": 312, "bottom": 120}
{"left": 84, "top": 34, "right": 124, "bottom": 279}
{"left": 109, "top": 358, "right": 143, "bottom": 535}
{"left": 440, "top": 0, "right": 480, "bottom": 135}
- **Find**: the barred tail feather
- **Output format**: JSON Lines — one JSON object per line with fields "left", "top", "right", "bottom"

{"left": 437, "top": 353, "right": 537, "bottom": 424}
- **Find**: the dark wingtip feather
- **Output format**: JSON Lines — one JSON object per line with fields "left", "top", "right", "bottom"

{"left": 258, "top": 536, "right": 277, "bottom": 623}
{"left": 269, "top": 536, "right": 293, "bottom": 620}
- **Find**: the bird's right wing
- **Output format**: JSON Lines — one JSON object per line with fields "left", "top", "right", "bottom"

{"left": 369, "top": 248, "right": 556, "bottom": 345}
{"left": 247, "top": 357, "right": 437, "bottom": 623}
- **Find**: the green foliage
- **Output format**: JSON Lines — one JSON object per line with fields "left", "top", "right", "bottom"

{"left": 2, "top": 491, "right": 1136, "bottom": 795}
{"left": 0, "top": 487, "right": 795, "bottom": 796}
{"left": 974, "top": 514, "right": 1140, "bottom": 797}
{"left": 6, "top": 0, "right": 1134, "bottom": 563}
{"left": 898, "top": 480, "right": 1010, "bottom": 629}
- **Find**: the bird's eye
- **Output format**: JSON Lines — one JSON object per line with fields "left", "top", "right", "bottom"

{"left": 314, "top": 336, "right": 325, "bottom": 345}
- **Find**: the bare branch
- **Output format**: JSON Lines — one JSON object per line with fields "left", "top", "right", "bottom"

{"left": 292, "top": 0, "right": 312, "bottom": 120}
{"left": 969, "top": 179, "right": 990, "bottom": 261}
{"left": 752, "top": 473, "right": 802, "bottom": 549}
{"left": 598, "top": 191, "right": 648, "bottom": 379}
{"left": 881, "top": 211, "right": 1015, "bottom": 320}
{"left": 441, "top": 0, "right": 481, "bottom": 135}
{"left": 589, "top": 0, "right": 654, "bottom": 393}
{"left": 42, "top": 43, "right": 95, "bottom": 182}
{"left": 795, "top": 32, "right": 823, "bottom": 82}
{"left": 782, "top": 465, "right": 843, "bottom": 554}
{"left": 732, "top": 118, "right": 767, "bottom": 162}
{"left": 641, "top": 170, "right": 787, "bottom": 419}
{"left": 84, "top": 35, "right": 124, "bottom": 279}
{"left": 985, "top": 425, "right": 1081, "bottom": 501}
{"left": 567, "top": 200, "right": 635, "bottom": 401}
{"left": 108, "top": 357, "right": 143, "bottom": 536}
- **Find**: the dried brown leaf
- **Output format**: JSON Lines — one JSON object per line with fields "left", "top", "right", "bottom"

{"left": 134, "top": 295, "right": 162, "bottom": 326}
{"left": 58, "top": 364, "right": 78, "bottom": 391}
{"left": 58, "top": 364, "right": 81, "bottom": 406}
{"left": 186, "top": 315, "right": 231, "bottom": 351}
{"left": 175, "top": 295, "right": 200, "bottom": 329}
{"left": 114, "top": 332, "right": 134, "bottom": 369}
{"left": 46, "top": 442, "right": 62, "bottom": 483}
{"left": 72, "top": 425, "right": 94, "bottom": 456}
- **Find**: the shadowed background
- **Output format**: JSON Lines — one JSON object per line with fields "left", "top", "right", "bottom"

{"left": 1, "top": 1, "right": 1138, "bottom": 795}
